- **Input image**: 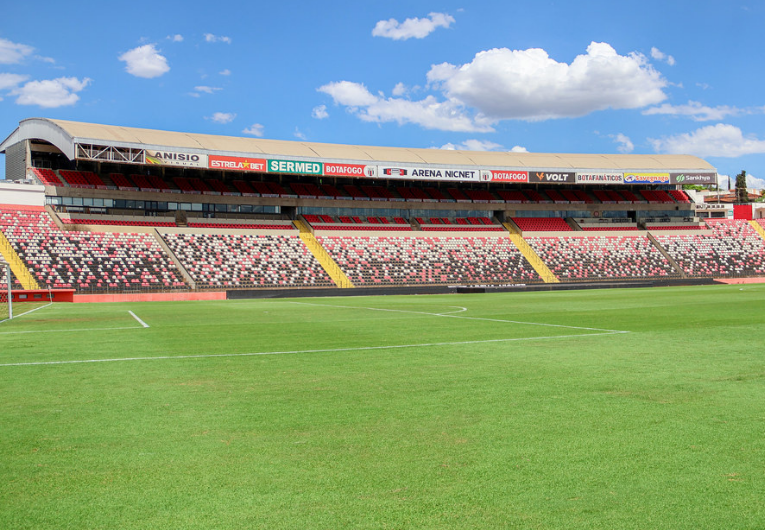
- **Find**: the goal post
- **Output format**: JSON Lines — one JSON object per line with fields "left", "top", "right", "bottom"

{"left": 0, "top": 260, "right": 11, "bottom": 321}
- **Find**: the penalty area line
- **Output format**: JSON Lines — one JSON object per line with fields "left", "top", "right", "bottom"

{"left": 129, "top": 311, "right": 150, "bottom": 328}
{"left": 0, "top": 330, "right": 626, "bottom": 367}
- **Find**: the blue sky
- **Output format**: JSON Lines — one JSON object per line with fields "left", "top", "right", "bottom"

{"left": 1, "top": 0, "right": 764, "bottom": 188}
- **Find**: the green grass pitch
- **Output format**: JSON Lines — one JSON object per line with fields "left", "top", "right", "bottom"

{"left": 1, "top": 284, "right": 764, "bottom": 529}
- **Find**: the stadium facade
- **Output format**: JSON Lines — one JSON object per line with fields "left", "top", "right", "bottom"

{"left": 1, "top": 117, "right": 717, "bottom": 223}
{"left": 4, "top": 117, "right": 765, "bottom": 301}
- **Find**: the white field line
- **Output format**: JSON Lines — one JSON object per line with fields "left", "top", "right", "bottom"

{"left": 286, "top": 301, "right": 629, "bottom": 334}
{"left": 0, "top": 326, "right": 144, "bottom": 336}
{"left": 0, "top": 311, "right": 146, "bottom": 335}
{"left": 0, "top": 331, "right": 625, "bottom": 367}
{"left": 0, "top": 302, "right": 630, "bottom": 368}
{"left": 129, "top": 311, "right": 150, "bottom": 328}
{"left": 0, "top": 300, "right": 54, "bottom": 325}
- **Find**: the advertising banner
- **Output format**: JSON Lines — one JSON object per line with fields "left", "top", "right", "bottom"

{"left": 377, "top": 165, "right": 480, "bottom": 182}
{"left": 623, "top": 172, "right": 670, "bottom": 184}
{"left": 146, "top": 150, "right": 207, "bottom": 168}
{"left": 480, "top": 170, "right": 528, "bottom": 183}
{"left": 324, "top": 163, "right": 377, "bottom": 178}
{"left": 208, "top": 155, "right": 267, "bottom": 172}
{"left": 576, "top": 172, "right": 624, "bottom": 185}
{"left": 529, "top": 171, "right": 575, "bottom": 184}
{"left": 267, "top": 159, "right": 323, "bottom": 175}
{"left": 670, "top": 172, "right": 717, "bottom": 185}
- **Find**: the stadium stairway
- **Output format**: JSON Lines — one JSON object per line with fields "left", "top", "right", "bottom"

{"left": 294, "top": 220, "right": 354, "bottom": 288}
{"left": 749, "top": 220, "right": 765, "bottom": 241}
{"left": 0, "top": 228, "right": 41, "bottom": 290}
{"left": 645, "top": 233, "right": 687, "bottom": 279}
{"left": 503, "top": 225, "right": 559, "bottom": 283}
{"left": 153, "top": 229, "right": 196, "bottom": 289}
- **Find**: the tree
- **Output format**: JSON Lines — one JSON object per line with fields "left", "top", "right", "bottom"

{"left": 735, "top": 170, "right": 749, "bottom": 203}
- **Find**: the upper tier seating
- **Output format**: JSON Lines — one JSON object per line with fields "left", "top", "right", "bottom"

{"left": 0, "top": 206, "right": 186, "bottom": 291}
{"left": 424, "top": 188, "right": 451, "bottom": 202}
{"left": 130, "top": 174, "right": 171, "bottom": 192}
{"left": 668, "top": 190, "right": 692, "bottom": 203}
{"left": 58, "top": 214, "right": 177, "bottom": 228}
{"left": 512, "top": 217, "right": 573, "bottom": 232}
{"left": 162, "top": 233, "right": 334, "bottom": 289}
{"left": 464, "top": 189, "right": 499, "bottom": 203}
{"left": 185, "top": 219, "right": 295, "bottom": 230}
{"left": 59, "top": 170, "right": 107, "bottom": 189}
{"left": 109, "top": 173, "right": 138, "bottom": 190}
{"left": 232, "top": 180, "right": 258, "bottom": 195}
{"left": 496, "top": 190, "right": 530, "bottom": 203}
{"left": 317, "top": 235, "right": 541, "bottom": 286}
{"left": 527, "top": 235, "right": 677, "bottom": 280}
{"left": 653, "top": 219, "right": 765, "bottom": 277}
{"left": 31, "top": 168, "right": 63, "bottom": 186}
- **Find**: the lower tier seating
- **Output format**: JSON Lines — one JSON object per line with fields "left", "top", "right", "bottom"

{"left": 526, "top": 235, "right": 677, "bottom": 280}
{"left": 0, "top": 207, "right": 186, "bottom": 291}
{"left": 654, "top": 219, "right": 765, "bottom": 277}
{"left": 162, "top": 233, "right": 334, "bottom": 289}
{"left": 316, "top": 235, "right": 541, "bottom": 286}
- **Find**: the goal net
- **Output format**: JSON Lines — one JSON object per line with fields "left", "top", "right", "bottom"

{"left": 0, "top": 262, "right": 11, "bottom": 321}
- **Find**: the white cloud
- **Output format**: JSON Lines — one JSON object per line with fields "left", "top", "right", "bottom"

{"left": 440, "top": 139, "right": 504, "bottom": 151}
{"left": 318, "top": 80, "right": 494, "bottom": 132}
{"left": 0, "top": 73, "right": 29, "bottom": 90}
{"left": 0, "top": 38, "right": 34, "bottom": 64}
{"left": 372, "top": 12, "right": 455, "bottom": 40}
{"left": 318, "top": 80, "right": 378, "bottom": 107}
{"left": 219, "top": 69, "right": 231, "bottom": 76}
{"left": 294, "top": 127, "right": 306, "bottom": 140}
{"left": 392, "top": 82, "right": 407, "bottom": 96}
{"left": 643, "top": 100, "right": 742, "bottom": 121}
{"left": 242, "top": 123, "right": 264, "bottom": 136}
{"left": 649, "top": 124, "right": 765, "bottom": 157}
{"left": 12, "top": 76, "right": 91, "bottom": 108}
{"left": 745, "top": 173, "right": 765, "bottom": 190}
{"left": 119, "top": 44, "right": 170, "bottom": 78}
{"left": 194, "top": 85, "right": 221, "bottom": 95}
{"left": 168, "top": 34, "right": 183, "bottom": 42}
{"left": 427, "top": 42, "right": 667, "bottom": 121}
{"left": 611, "top": 133, "right": 634, "bottom": 153}
{"left": 509, "top": 145, "right": 529, "bottom": 153}
{"left": 208, "top": 112, "right": 236, "bottom": 124}
{"left": 204, "top": 33, "right": 232, "bottom": 44}
{"left": 312, "top": 104, "right": 329, "bottom": 119}
{"left": 650, "top": 47, "right": 675, "bottom": 66}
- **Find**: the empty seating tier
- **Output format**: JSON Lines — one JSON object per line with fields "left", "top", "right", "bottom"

{"left": 654, "top": 219, "right": 765, "bottom": 277}
{"left": 317, "top": 235, "right": 541, "bottom": 286}
{"left": 0, "top": 207, "right": 186, "bottom": 291}
{"left": 512, "top": 217, "right": 573, "bottom": 232}
{"left": 527, "top": 235, "right": 677, "bottom": 280}
{"left": 163, "top": 233, "right": 334, "bottom": 289}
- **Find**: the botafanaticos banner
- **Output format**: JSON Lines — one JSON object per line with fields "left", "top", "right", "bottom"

{"left": 576, "top": 172, "right": 624, "bottom": 184}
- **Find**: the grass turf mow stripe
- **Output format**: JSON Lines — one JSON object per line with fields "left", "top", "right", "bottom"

{"left": 1, "top": 285, "right": 764, "bottom": 529}
{"left": 0, "top": 301, "right": 627, "bottom": 367}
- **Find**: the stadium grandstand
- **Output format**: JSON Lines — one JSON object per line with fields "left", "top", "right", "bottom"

{"left": 1, "top": 117, "right": 764, "bottom": 301}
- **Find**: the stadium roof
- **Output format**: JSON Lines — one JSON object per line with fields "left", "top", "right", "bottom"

{"left": 1, "top": 117, "right": 716, "bottom": 173}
